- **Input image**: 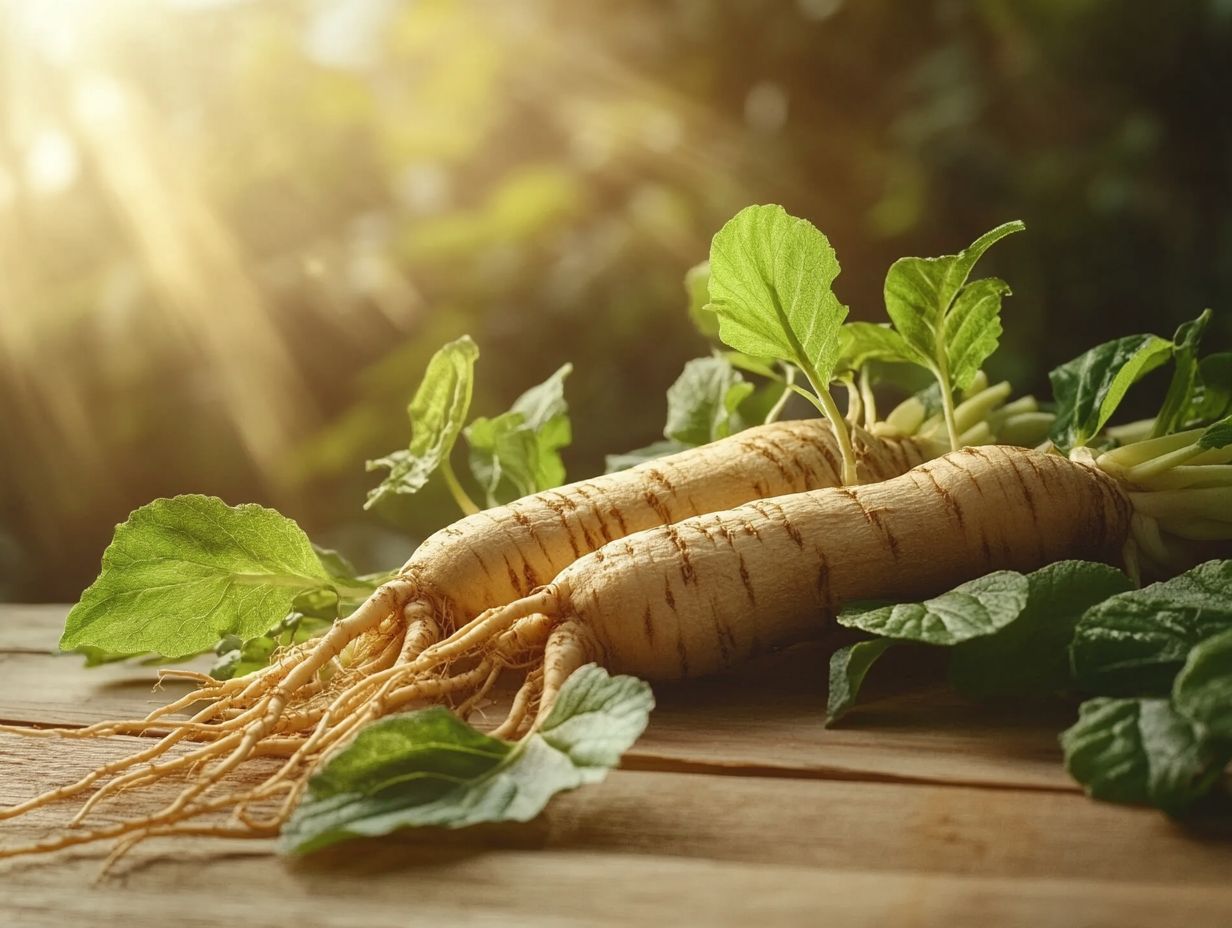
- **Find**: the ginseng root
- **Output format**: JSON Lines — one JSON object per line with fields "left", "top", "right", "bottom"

{"left": 0, "top": 445, "right": 1131, "bottom": 859}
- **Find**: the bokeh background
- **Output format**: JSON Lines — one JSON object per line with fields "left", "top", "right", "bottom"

{"left": 2, "top": 0, "right": 1231, "bottom": 602}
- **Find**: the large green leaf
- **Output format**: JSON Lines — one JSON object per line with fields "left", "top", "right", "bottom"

{"left": 837, "top": 571, "right": 1029, "bottom": 646}
{"left": 60, "top": 495, "right": 335, "bottom": 659}
{"left": 1070, "top": 560, "right": 1232, "bottom": 694}
{"left": 1048, "top": 334, "right": 1173, "bottom": 451}
{"left": 706, "top": 204, "right": 848, "bottom": 384}
{"left": 950, "top": 561, "right": 1132, "bottom": 701}
{"left": 366, "top": 335, "right": 479, "bottom": 509}
{"left": 1061, "top": 697, "right": 1228, "bottom": 813}
{"left": 281, "top": 665, "right": 654, "bottom": 854}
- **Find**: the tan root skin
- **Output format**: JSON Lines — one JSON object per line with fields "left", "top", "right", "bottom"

{"left": 538, "top": 445, "right": 1131, "bottom": 681}
{"left": 398, "top": 418, "right": 931, "bottom": 630}
{"left": 0, "top": 446, "right": 1128, "bottom": 864}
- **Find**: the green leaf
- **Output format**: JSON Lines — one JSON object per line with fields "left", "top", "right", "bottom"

{"left": 281, "top": 665, "right": 653, "bottom": 854}
{"left": 950, "top": 561, "right": 1133, "bottom": 701}
{"left": 604, "top": 440, "right": 689, "bottom": 473}
{"left": 706, "top": 204, "right": 848, "bottom": 385}
{"left": 1061, "top": 697, "right": 1228, "bottom": 813}
{"left": 825, "top": 639, "right": 896, "bottom": 727}
{"left": 882, "top": 221, "right": 1023, "bottom": 377}
{"left": 1189, "top": 353, "right": 1232, "bottom": 423}
{"left": 1048, "top": 334, "right": 1173, "bottom": 451}
{"left": 60, "top": 495, "right": 335, "bottom": 659}
{"left": 837, "top": 571, "right": 1029, "bottom": 646}
{"left": 1070, "top": 560, "right": 1232, "bottom": 695}
{"left": 944, "top": 276, "right": 1011, "bottom": 391}
{"left": 838, "top": 323, "right": 913, "bottom": 370}
{"left": 465, "top": 364, "right": 573, "bottom": 507}
{"left": 1154, "top": 310, "right": 1212, "bottom": 436}
{"left": 684, "top": 259, "right": 719, "bottom": 338}
{"left": 1173, "top": 627, "right": 1232, "bottom": 740}
{"left": 663, "top": 356, "right": 753, "bottom": 446}
{"left": 1198, "top": 415, "right": 1232, "bottom": 450}
{"left": 366, "top": 335, "right": 479, "bottom": 509}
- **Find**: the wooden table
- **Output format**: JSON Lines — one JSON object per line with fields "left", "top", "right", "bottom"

{"left": 1, "top": 604, "right": 1229, "bottom": 927}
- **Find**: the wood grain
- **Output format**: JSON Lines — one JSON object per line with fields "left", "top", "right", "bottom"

{"left": 2, "top": 604, "right": 1229, "bottom": 927}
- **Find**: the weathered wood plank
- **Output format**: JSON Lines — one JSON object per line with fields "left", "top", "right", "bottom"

{"left": 4, "top": 850, "right": 1231, "bottom": 928}
{"left": 0, "top": 605, "right": 1074, "bottom": 790}
{"left": 1, "top": 736, "right": 1229, "bottom": 886}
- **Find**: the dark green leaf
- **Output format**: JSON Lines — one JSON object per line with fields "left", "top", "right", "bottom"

{"left": 1189, "top": 353, "right": 1232, "bottom": 423}
{"left": 1061, "top": 697, "right": 1228, "bottom": 813}
{"left": 1173, "top": 627, "right": 1232, "bottom": 740}
{"left": 1070, "top": 560, "right": 1232, "bottom": 694}
{"left": 1155, "top": 310, "right": 1212, "bottom": 435}
{"left": 825, "top": 639, "right": 896, "bottom": 727}
{"left": 281, "top": 665, "right": 653, "bottom": 854}
{"left": 1048, "top": 334, "right": 1173, "bottom": 451}
{"left": 706, "top": 204, "right": 848, "bottom": 384}
{"left": 1198, "top": 415, "right": 1232, "bottom": 450}
{"left": 366, "top": 335, "right": 479, "bottom": 509}
{"left": 60, "top": 495, "right": 334, "bottom": 659}
{"left": 837, "top": 571, "right": 1029, "bottom": 646}
{"left": 950, "top": 561, "right": 1132, "bottom": 701}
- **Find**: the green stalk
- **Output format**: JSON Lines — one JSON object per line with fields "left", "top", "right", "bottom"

{"left": 931, "top": 355, "right": 962, "bottom": 451}
{"left": 789, "top": 381, "right": 859, "bottom": 485}
{"left": 762, "top": 365, "right": 796, "bottom": 424}
{"left": 842, "top": 376, "right": 863, "bottom": 426}
{"left": 858, "top": 367, "right": 878, "bottom": 428}
{"left": 441, "top": 459, "right": 479, "bottom": 516}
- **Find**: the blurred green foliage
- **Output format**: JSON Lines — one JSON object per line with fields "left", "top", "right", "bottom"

{"left": 1, "top": 0, "right": 1230, "bottom": 600}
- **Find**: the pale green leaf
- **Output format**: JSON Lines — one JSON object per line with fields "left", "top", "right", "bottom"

{"left": 465, "top": 364, "right": 573, "bottom": 506}
{"left": 604, "top": 440, "right": 689, "bottom": 473}
{"left": 706, "top": 204, "right": 848, "bottom": 384}
{"left": 664, "top": 356, "right": 753, "bottom": 445}
{"left": 366, "top": 336, "right": 479, "bottom": 509}
{"left": 684, "top": 259, "right": 719, "bottom": 338}
{"left": 60, "top": 495, "right": 334, "bottom": 659}
{"left": 883, "top": 221, "right": 1024, "bottom": 366}
{"left": 944, "top": 276, "right": 1010, "bottom": 391}
{"left": 838, "top": 322, "right": 915, "bottom": 370}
